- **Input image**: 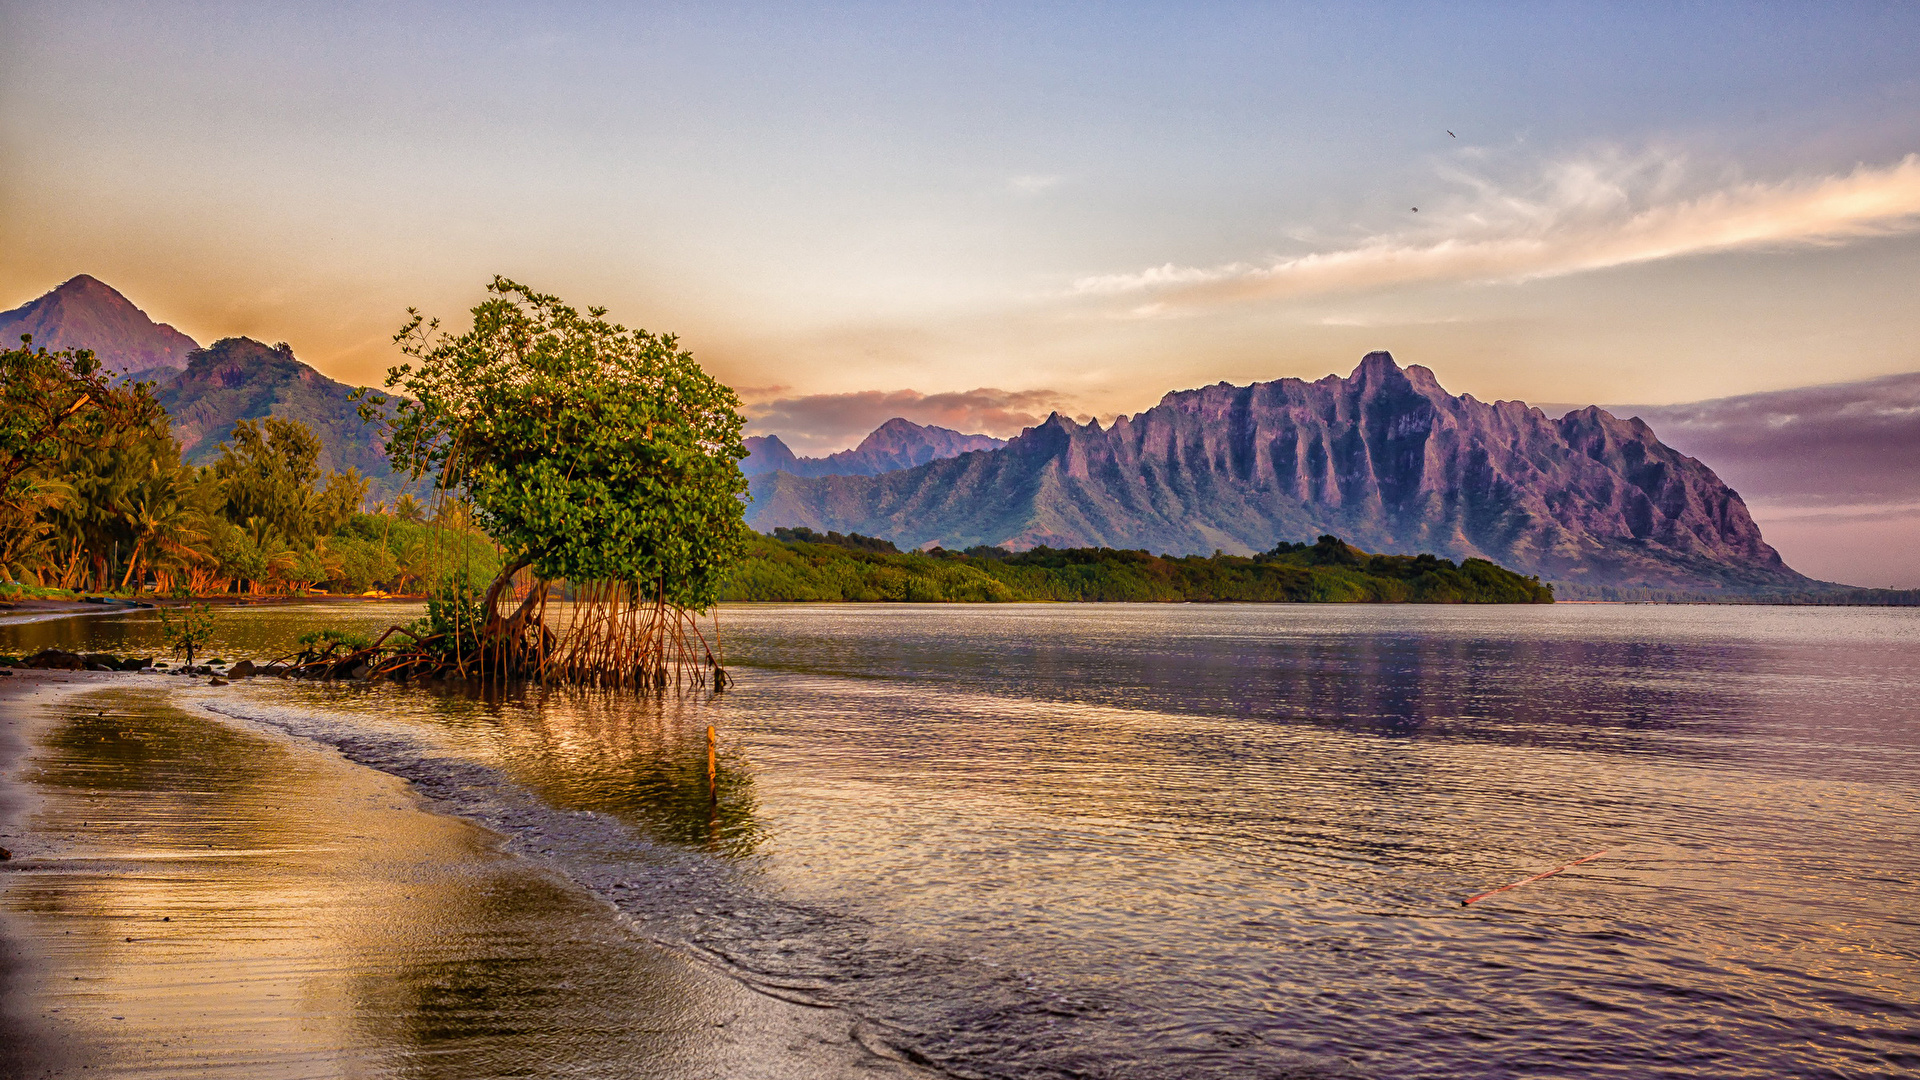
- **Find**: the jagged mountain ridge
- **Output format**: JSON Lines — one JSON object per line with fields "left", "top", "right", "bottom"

{"left": 0, "top": 275, "right": 200, "bottom": 376}
{"left": 744, "top": 418, "right": 1005, "bottom": 478}
{"left": 153, "top": 337, "right": 420, "bottom": 499}
{"left": 746, "top": 352, "right": 1807, "bottom": 590}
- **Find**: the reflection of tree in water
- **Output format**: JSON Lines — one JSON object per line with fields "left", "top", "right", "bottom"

{"left": 413, "top": 683, "right": 764, "bottom": 856}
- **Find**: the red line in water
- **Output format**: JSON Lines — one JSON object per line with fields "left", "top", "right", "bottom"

{"left": 1463, "top": 849, "right": 1609, "bottom": 906}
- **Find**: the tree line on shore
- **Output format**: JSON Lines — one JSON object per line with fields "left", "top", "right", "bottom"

{"left": 1, "top": 335, "right": 500, "bottom": 598}
{"left": 735, "top": 528, "right": 1556, "bottom": 603}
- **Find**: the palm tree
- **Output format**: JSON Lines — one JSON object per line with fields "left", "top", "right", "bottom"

{"left": 392, "top": 493, "right": 426, "bottom": 523}
{"left": 0, "top": 474, "right": 69, "bottom": 584}
{"left": 117, "top": 464, "right": 209, "bottom": 591}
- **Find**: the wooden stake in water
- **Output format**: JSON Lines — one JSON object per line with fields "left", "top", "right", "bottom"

{"left": 1463, "top": 849, "right": 1608, "bottom": 906}
{"left": 706, "top": 725, "right": 718, "bottom": 801}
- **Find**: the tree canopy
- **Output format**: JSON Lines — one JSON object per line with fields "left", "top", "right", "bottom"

{"left": 1, "top": 336, "right": 165, "bottom": 584}
{"left": 2, "top": 336, "right": 161, "bottom": 494}
{"left": 370, "top": 278, "right": 750, "bottom": 610}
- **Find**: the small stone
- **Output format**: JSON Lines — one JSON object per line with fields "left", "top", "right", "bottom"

{"left": 0, "top": 847, "right": 10, "bottom": 860}
{"left": 227, "top": 659, "right": 256, "bottom": 678}
{"left": 208, "top": 678, "right": 229, "bottom": 687}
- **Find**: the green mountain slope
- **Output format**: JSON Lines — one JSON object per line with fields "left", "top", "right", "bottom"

{"left": 151, "top": 337, "right": 421, "bottom": 499}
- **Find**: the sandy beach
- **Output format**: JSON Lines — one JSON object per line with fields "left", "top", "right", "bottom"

{"left": 0, "top": 668, "right": 929, "bottom": 1079}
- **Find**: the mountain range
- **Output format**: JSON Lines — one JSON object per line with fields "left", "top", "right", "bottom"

{"left": 7, "top": 274, "right": 1889, "bottom": 594}
{"left": 743, "top": 419, "right": 1005, "bottom": 478}
{"left": 746, "top": 353, "right": 1809, "bottom": 593}
{"left": 0, "top": 275, "right": 199, "bottom": 375}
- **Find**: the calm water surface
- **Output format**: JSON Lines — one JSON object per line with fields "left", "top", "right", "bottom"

{"left": 5, "top": 603, "right": 1917, "bottom": 1079}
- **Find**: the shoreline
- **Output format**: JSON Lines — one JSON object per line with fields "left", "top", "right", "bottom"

{"left": 0, "top": 594, "right": 425, "bottom": 615}
{"left": 0, "top": 669, "right": 932, "bottom": 1079}
{"left": 0, "top": 669, "right": 119, "bottom": 1077}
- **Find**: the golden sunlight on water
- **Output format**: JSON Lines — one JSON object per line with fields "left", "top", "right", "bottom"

{"left": 0, "top": 683, "right": 927, "bottom": 1079}
{"left": 4, "top": 603, "right": 1918, "bottom": 1079}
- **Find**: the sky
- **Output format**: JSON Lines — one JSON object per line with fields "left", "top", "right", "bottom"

{"left": 4, "top": 1, "right": 1918, "bottom": 583}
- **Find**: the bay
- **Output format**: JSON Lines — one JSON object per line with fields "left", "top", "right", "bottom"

{"left": 5, "top": 603, "right": 1916, "bottom": 1078}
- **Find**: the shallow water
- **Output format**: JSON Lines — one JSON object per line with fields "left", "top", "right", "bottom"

{"left": 0, "top": 682, "right": 929, "bottom": 1078}
{"left": 6, "top": 603, "right": 1919, "bottom": 1078}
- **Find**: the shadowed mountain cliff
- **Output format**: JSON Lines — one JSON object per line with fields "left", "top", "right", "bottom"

{"left": 744, "top": 418, "right": 1005, "bottom": 478}
{"left": 0, "top": 274, "right": 200, "bottom": 376}
{"left": 747, "top": 352, "right": 1808, "bottom": 592}
{"left": 153, "top": 336, "right": 418, "bottom": 498}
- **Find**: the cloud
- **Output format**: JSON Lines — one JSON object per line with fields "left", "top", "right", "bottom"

{"left": 1623, "top": 371, "right": 1920, "bottom": 507}
{"left": 1071, "top": 152, "right": 1920, "bottom": 309}
{"left": 743, "top": 387, "right": 1075, "bottom": 455}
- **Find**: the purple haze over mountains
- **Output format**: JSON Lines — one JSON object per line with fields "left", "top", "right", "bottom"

{"left": 1529, "top": 374, "right": 1920, "bottom": 588}
{"left": 0, "top": 275, "right": 199, "bottom": 376}
{"left": 744, "top": 418, "right": 1005, "bottom": 478}
{"left": 1609, "top": 374, "right": 1920, "bottom": 510}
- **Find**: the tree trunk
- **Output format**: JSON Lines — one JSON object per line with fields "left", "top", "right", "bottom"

{"left": 480, "top": 555, "right": 533, "bottom": 629}
{"left": 119, "top": 538, "right": 147, "bottom": 591}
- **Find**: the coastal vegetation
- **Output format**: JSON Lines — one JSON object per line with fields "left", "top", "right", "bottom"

{"left": 339, "top": 278, "right": 751, "bottom": 688}
{"left": 0, "top": 332, "right": 501, "bottom": 599}
{"left": 158, "top": 602, "right": 215, "bottom": 668}
{"left": 727, "top": 529, "right": 1555, "bottom": 604}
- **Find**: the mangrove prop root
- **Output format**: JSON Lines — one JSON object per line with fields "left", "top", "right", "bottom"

{"left": 274, "top": 575, "right": 730, "bottom": 691}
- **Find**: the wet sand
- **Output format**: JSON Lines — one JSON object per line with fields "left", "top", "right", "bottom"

{"left": 0, "top": 671, "right": 928, "bottom": 1079}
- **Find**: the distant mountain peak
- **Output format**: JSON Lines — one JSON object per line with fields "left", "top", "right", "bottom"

{"left": 0, "top": 274, "right": 199, "bottom": 375}
{"left": 55, "top": 273, "right": 114, "bottom": 295}
{"left": 743, "top": 417, "right": 1007, "bottom": 478}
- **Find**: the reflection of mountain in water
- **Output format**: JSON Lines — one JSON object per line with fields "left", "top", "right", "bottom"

{"left": 718, "top": 607, "right": 1754, "bottom": 760}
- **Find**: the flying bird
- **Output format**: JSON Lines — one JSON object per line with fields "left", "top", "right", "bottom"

{"left": 1448, "top": 130, "right": 1456, "bottom": 137}
{"left": 1412, "top": 207, "right": 1419, "bottom": 212}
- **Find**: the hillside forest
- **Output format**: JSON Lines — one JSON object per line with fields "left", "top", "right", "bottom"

{"left": 1, "top": 338, "right": 500, "bottom": 598}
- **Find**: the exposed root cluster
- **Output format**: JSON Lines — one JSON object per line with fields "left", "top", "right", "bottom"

{"left": 265, "top": 575, "right": 730, "bottom": 692}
